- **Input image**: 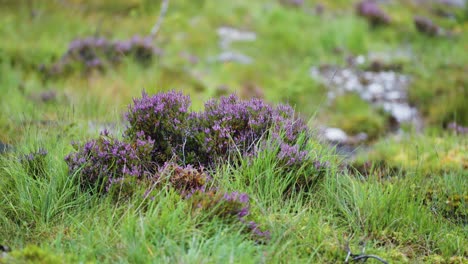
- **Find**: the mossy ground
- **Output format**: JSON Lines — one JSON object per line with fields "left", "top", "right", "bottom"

{"left": 1, "top": 0, "right": 467, "bottom": 263}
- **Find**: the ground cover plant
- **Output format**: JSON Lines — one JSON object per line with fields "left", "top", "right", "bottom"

{"left": 1, "top": 0, "right": 467, "bottom": 263}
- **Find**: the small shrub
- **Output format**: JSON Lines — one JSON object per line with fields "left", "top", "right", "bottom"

{"left": 43, "top": 35, "right": 162, "bottom": 77}
{"left": 124, "top": 91, "right": 311, "bottom": 168}
{"left": 414, "top": 16, "right": 441, "bottom": 36}
{"left": 67, "top": 92, "right": 315, "bottom": 196}
{"left": 125, "top": 91, "right": 201, "bottom": 165}
{"left": 196, "top": 94, "right": 310, "bottom": 167}
{"left": 65, "top": 130, "right": 154, "bottom": 193}
{"left": 356, "top": 0, "right": 391, "bottom": 26}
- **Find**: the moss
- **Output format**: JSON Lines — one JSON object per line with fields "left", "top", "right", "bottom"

{"left": 353, "top": 134, "right": 467, "bottom": 175}
{"left": 1, "top": 245, "right": 63, "bottom": 264}
{"left": 409, "top": 65, "right": 468, "bottom": 127}
{"left": 325, "top": 93, "right": 389, "bottom": 140}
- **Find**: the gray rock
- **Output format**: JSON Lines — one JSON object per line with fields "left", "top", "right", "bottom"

{"left": 438, "top": 0, "right": 466, "bottom": 7}
{"left": 368, "top": 83, "right": 385, "bottom": 95}
{"left": 217, "top": 27, "right": 256, "bottom": 50}
{"left": 310, "top": 55, "right": 421, "bottom": 127}
{"left": 217, "top": 51, "right": 253, "bottom": 64}
{"left": 383, "top": 103, "right": 416, "bottom": 123}
{"left": 324, "top": 127, "right": 349, "bottom": 143}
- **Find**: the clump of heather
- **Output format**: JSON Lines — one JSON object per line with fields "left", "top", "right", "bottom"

{"left": 19, "top": 148, "right": 48, "bottom": 178}
{"left": 198, "top": 95, "right": 275, "bottom": 163}
{"left": 67, "top": 91, "right": 314, "bottom": 193}
{"left": 198, "top": 94, "right": 310, "bottom": 167}
{"left": 125, "top": 91, "right": 201, "bottom": 164}
{"left": 63, "top": 91, "right": 319, "bottom": 243}
{"left": 43, "top": 35, "right": 162, "bottom": 77}
{"left": 447, "top": 122, "right": 468, "bottom": 135}
{"left": 116, "top": 35, "right": 159, "bottom": 65}
{"left": 356, "top": 0, "right": 391, "bottom": 26}
{"left": 414, "top": 16, "right": 441, "bottom": 36}
{"left": 65, "top": 130, "right": 154, "bottom": 192}
{"left": 124, "top": 92, "right": 310, "bottom": 168}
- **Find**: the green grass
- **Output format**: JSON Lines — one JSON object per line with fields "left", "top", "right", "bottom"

{"left": 1, "top": 0, "right": 467, "bottom": 263}
{"left": 1, "top": 126, "right": 466, "bottom": 262}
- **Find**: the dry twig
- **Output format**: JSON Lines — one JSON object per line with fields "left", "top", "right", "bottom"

{"left": 150, "top": 0, "right": 170, "bottom": 40}
{"left": 344, "top": 240, "right": 388, "bottom": 264}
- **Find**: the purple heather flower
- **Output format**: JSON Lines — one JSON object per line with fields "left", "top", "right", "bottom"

{"left": 356, "top": 0, "right": 391, "bottom": 26}
{"left": 414, "top": 16, "right": 440, "bottom": 36}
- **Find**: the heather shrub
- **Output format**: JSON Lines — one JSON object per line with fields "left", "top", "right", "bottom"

{"left": 356, "top": 0, "right": 391, "bottom": 26}
{"left": 197, "top": 94, "right": 310, "bottom": 167}
{"left": 44, "top": 35, "right": 162, "bottom": 77}
{"left": 125, "top": 91, "right": 202, "bottom": 164}
{"left": 414, "top": 16, "right": 441, "bottom": 36}
{"left": 198, "top": 95, "right": 275, "bottom": 163}
{"left": 124, "top": 91, "right": 311, "bottom": 168}
{"left": 66, "top": 92, "right": 314, "bottom": 197}
{"left": 119, "top": 35, "right": 158, "bottom": 65}
{"left": 65, "top": 130, "right": 154, "bottom": 193}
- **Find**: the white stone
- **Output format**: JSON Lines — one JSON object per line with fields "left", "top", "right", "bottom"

{"left": 386, "top": 91, "right": 402, "bottom": 101}
{"left": 332, "top": 75, "right": 344, "bottom": 86}
{"left": 390, "top": 103, "right": 416, "bottom": 122}
{"left": 361, "top": 91, "right": 372, "bottom": 101}
{"left": 368, "top": 83, "right": 385, "bottom": 95}
{"left": 217, "top": 51, "right": 253, "bottom": 64}
{"left": 342, "top": 69, "right": 353, "bottom": 79}
{"left": 356, "top": 55, "right": 366, "bottom": 65}
{"left": 217, "top": 27, "right": 256, "bottom": 41}
{"left": 324, "top": 127, "right": 348, "bottom": 143}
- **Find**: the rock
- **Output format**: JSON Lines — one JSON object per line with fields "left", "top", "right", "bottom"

{"left": 324, "top": 128, "right": 349, "bottom": 143}
{"left": 368, "top": 83, "right": 384, "bottom": 96}
{"left": 383, "top": 103, "right": 416, "bottom": 123}
{"left": 355, "top": 55, "right": 366, "bottom": 65}
{"left": 0, "top": 245, "right": 10, "bottom": 252}
{"left": 438, "top": 0, "right": 466, "bottom": 8}
{"left": 310, "top": 54, "right": 423, "bottom": 131}
{"left": 385, "top": 90, "right": 402, "bottom": 101}
{"left": 217, "top": 27, "right": 256, "bottom": 50}
{"left": 217, "top": 51, "right": 253, "bottom": 64}
{"left": 217, "top": 27, "right": 256, "bottom": 64}
{"left": 0, "top": 244, "right": 10, "bottom": 260}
